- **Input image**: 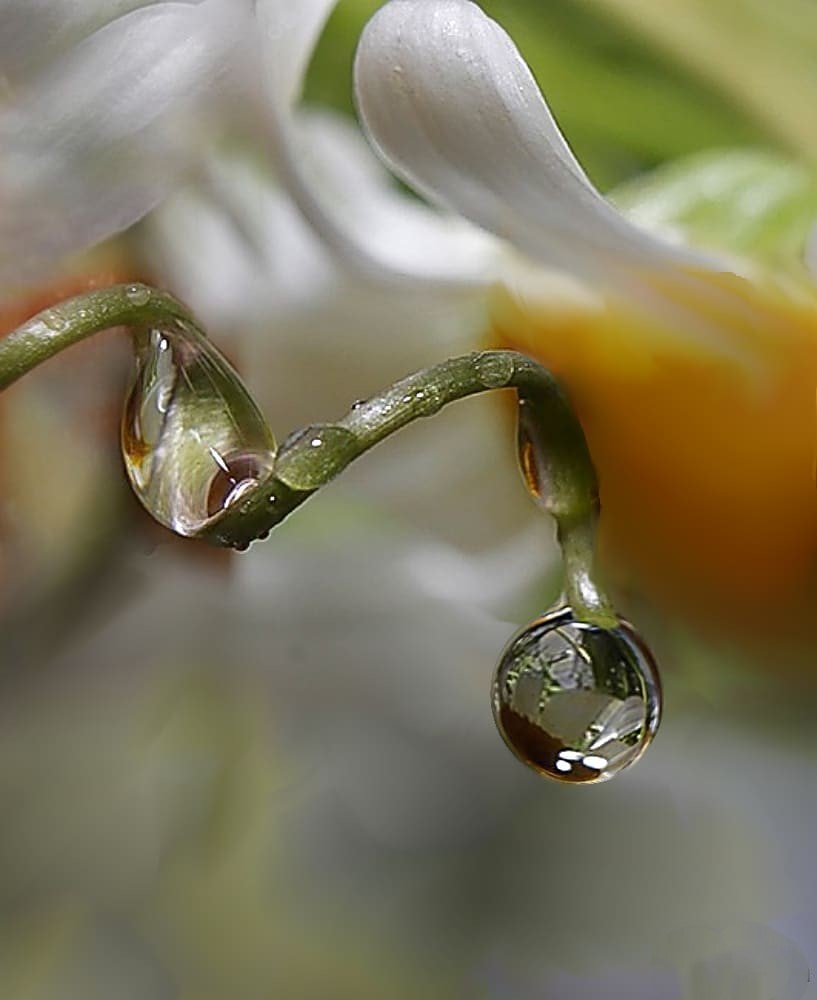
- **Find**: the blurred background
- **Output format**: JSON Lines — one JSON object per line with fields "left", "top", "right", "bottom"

{"left": 1, "top": 0, "right": 817, "bottom": 996}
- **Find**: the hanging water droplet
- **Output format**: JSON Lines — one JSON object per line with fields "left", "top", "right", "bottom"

{"left": 122, "top": 326, "right": 276, "bottom": 536}
{"left": 492, "top": 606, "right": 661, "bottom": 783}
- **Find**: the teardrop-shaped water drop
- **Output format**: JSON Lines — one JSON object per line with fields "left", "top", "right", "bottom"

{"left": 122, "top": 326, "right": 276, "bottom": 536}
{"left": 492, "top": 607, "right": 661, "bottom": 784}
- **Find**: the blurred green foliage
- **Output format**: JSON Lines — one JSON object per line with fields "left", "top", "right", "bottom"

{"left": 588, "top": 0, "right": 817, "bottom": 161}
{"left": 612, "top": 149, "right": 817, "bottom": 268}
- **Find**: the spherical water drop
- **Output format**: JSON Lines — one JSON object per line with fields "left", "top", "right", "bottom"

{"left": 492, "top": 607, "right": 661, "bottom": 784}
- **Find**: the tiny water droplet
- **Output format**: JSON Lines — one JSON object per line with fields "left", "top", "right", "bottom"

{"left": 475, "top": 351, "right": 514, "bottom": 389}
{"left": 274, "top": 424, "right": 357, "bottom": 491}
{"left": 351, "top": 399, "right": 367, "bottom": 411}
{"left": 77, "top": 308, "right": 90, "bottom": 321}
{"left": 492, "top": 607, "right": 661, "bottom": 783}
{"left": 41, "top": 310, "right": 62, "bottom": 332}
{"left": 414, "top": 383, "right": 444, "bottom": 417}
{"left": 122, "top": 326, "right": 276, "bottom": 536}
{"left": 126, "top": 284, "right": 151, "bottom": 307}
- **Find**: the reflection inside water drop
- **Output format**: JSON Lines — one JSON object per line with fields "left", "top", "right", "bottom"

{"left": 122, "top": 327, "right": 276, "bottom": 536}
{"left": 205, "top": 450, "right": 266, "bottom": 517}
{"left": 492, "top": 607, "right": 661, "bottom": 783}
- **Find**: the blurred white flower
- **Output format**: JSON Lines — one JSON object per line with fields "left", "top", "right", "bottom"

{"left": 143, "top": 108, "right": 544, "bottom": 562}
{"left": 255, "top": 0, "right": 499, "bottom": 288}
{"left": 0, "top": 0, "right": 250, "bottom": 293}
{"left": 252, "top": 0, "right": 817, "bottom": 644}
{"left": 3, "top": 4, "right": 817, "bottom": 998}
{"left": 256, "top": 0, "right": 726, "bottom": 321}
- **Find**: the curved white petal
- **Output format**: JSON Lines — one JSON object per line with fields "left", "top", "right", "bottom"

{"left": 260, "top": 0, "right": 337, "bottom": 110}
{"left": 255, "top": 0, "right": 497, "bottom": 288}
{"left": 354, "top": 0, "right": 716, "bottom": 283}
{"left": 149, "top": 111, "right": 498, "bottom": 330}
{"left": 0, "top": 0, "right": 245, "bottom": 290}
{"left": 293, "top": 110, "right": 500, "bottom": 283}
{"left": 0, "top": 1, "right": 155, "bottom": 83}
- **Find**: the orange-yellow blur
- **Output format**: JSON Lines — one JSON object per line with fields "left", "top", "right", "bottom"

{"left": 492, "top": 269, "right": 817, "bottom": 643}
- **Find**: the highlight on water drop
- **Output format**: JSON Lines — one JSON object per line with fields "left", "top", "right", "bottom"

{"left": 122, "top": 325, "right": 276, "bottom": 537}
{"left": 492, "top": 606, "right": 661, "bottom": 784}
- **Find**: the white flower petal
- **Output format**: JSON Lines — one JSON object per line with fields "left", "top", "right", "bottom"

{"left": 292, "top": 110, "right": 500, "bottom": 284}
{"left": 354, "top": 0, "right": 713, "bottom": 283}
{"left": 147, "top": 151, "right": 337, "bottom": 330}
{"left": 0, "top": 0, "right": 156, "bottom": 83}
{"left": 255, "top": 0, "right": 497, "bottom": 288}
{"left": 258, "top": 0, "right": 337, "bottom": 110}
{"left": 149, "top": 110, "right": 498, "bottom": 328}
{"left": 0, "top": 0, "right": 245, "bottom": 290}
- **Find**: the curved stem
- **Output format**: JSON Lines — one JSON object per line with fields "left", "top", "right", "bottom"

{"left": 210, "top": 350, "right": 614, "bottom": 626}
{"left": 0, "top": 284, "right": 190, "bottom": 390}
{"left": 0, "top": 284, "right": 615, "bottom": 626}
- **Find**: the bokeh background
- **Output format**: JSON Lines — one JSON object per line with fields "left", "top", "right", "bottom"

{"left": 2, "top": 1, "right": 817, "bottom": 997}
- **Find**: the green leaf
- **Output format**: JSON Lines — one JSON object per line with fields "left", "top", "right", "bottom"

{"left": 611, "top": 149, "right": 817, "bottom": 269}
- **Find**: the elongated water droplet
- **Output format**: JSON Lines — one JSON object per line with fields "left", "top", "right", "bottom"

{"left": 122, "top": 326, "right": 276, "bottom": 536}
{"left": 516, "top": 396, "right": 597, "bottom": 513}
{"left": 518, "top": 399, "right": 552, "bottom": 505}
{"left": 492, "top": 607, "right": 661, "bottom": 783}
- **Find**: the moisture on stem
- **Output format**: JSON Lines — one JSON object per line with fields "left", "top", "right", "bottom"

{"left": 0, "top": 283, "right": 613, "bottom": 625}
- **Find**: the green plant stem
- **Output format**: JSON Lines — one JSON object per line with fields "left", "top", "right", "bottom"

{"left": 0, "top": 284, "right": 190, "bottom": 390}
{"left": 0, "top": 283, "right": 614, "bottom": 626}
{"left": 212, "top": 351, "right": 614, "bottom": 626}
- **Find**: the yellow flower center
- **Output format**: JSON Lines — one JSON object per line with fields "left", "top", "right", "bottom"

{"left": 490, "top": 268, "right": 817, "bottom": 643}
